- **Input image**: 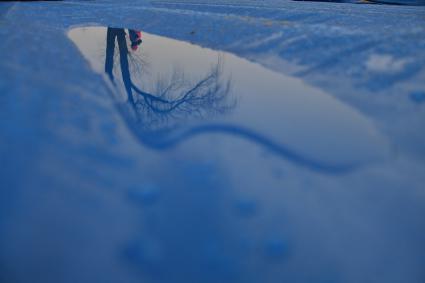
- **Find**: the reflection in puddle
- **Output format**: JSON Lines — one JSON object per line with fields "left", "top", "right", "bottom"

{"left": 103, "top": 27, "right": 234, "bottom": 133}
{"left": 68, "top": 26, "right": 388, "bottom": 172}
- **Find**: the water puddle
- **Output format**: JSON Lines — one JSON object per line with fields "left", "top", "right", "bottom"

{"left": 68, "top": 26, "right": 389, "bottom": 172}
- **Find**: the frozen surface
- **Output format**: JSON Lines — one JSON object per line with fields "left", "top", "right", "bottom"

{"left": 1, "top": 1, "right": 425, "bottom": 283}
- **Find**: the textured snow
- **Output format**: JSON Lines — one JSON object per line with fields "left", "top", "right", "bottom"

{"left": 365, "top": 54, "right": 411, "bottom": 73}
{"left": 1, "top": 1, "right": 425, "bottom": 283}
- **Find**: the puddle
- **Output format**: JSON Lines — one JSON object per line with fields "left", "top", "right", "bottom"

{"left": 68, "top": 26, "right": 389, "bottom": 172}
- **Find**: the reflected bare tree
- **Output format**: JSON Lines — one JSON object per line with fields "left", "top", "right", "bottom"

{"left": 104, "top": 27, "right": 234, "bottom": 132}
{"left": 102, "top": 27, "right": 350, "bottom": 173}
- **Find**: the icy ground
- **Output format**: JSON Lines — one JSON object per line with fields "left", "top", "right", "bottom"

{"left": 1, "top": 1, "right": 425, "bottom": 283}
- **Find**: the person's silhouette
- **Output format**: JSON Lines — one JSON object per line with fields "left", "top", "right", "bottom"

{"left": 129, "top": 30, "right": 142, "bottom": 51}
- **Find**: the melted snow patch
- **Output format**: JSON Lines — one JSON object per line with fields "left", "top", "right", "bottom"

{"left": 69, "top": 26, "right": 390, "bottom": 172}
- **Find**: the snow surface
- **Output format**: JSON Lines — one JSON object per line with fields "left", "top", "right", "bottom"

{"left": 0, "top": 1, "right": 425, "bottom": 283}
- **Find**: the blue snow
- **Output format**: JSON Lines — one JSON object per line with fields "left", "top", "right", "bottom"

{"left": 1, "top": 1, "right": 425, "bottom": 283}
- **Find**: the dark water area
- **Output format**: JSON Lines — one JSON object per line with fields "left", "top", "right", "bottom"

{"left": 292, "top": 0, "right": 425, "bottom": 5}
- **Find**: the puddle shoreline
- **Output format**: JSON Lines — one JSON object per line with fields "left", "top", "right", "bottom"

{"left": 68, "top": 26, "right": 389, "bottom": 172}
